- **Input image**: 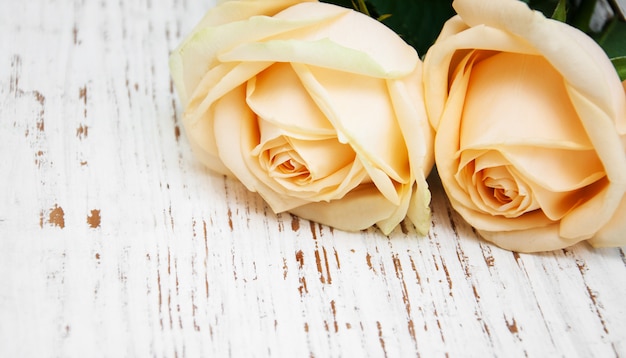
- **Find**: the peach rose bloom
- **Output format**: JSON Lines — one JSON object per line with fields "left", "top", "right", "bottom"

{"left": 170, "top": 0, "right": 434, "bottom": 234}
{"left": 423, "top": 0, "right": 626, "bottom": 252}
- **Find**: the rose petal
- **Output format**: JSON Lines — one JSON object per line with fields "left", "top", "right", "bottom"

{"left": 424, "top": 25, "right": 538, "bottom": 129}
{"left": 246, "top": 62, "right": 335, "bottom": 137}
{"left": 591, "top": 194, "right": 626, "bottom": 247}
{"left": 269, "top": 159, "right": 366, "bottom": 199}
{"left": 170, "top": 7, "right": 339, "bottom": 104}
{"left": 376, "top": 183, "right": 413, "bottom": 235}
{"left": 560, "top": 177, "right": 625, "bottom": 240}
{"left": 460, "top": 52, "right": 594, "bottom": 150}
{"left": 220, "top": 38, "right": 412, "bottom": 80}
{"left": 478, "top": 224, "right": 579, "bottom": 253}
{"left": 187, "top": 61, "right": 272, "bottom": 124}
{"left": 197, "top": 0, "right": 316, "bottom": 28}
{"left": 558, "top": 88, "right": 626, "bottom": 238}
{"left": 387, "top": 64, "right": 434, "bottom": 234}
{"left": 528, "top": 177, "right": 606, "bottom": 221}
{"left": 499, "top": 147, "right": 605, "bottom": 192}
{"left": 183, "top": 61, "right": 272, "bottom": 175}
{"left": 433, "top": 54, "right": 487, "bottom": 221}
{"left": 406, "top": 182, "right": 432, "bottom": 236}
{"left": 289, "top": 183, "right": 399, "bottom": 234}
{"left": 359, "top": 159, "right": 402, "bottom": 205}
{"left": 242, "top": 2, "right": 419, "bottom": 78}
{"left": 453, "top": 0, "right": 626, "bottom": 124}
{"left": 449, "top": 194, "right": 553, "bottom": 232}
{"left": 186, "top": 136, "right": 233, "bottom": 176}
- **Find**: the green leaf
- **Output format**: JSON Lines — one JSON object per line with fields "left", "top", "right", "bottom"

{"left": 526, "top": 0, "right": 565, "bottom": 18}
{"left": 377, "top": 13, "right": 392, "bottom": 22}
{"left": 569, "top": 0, "right": 597, "bottom": 33}
{"left": 322, "top": 0, "right": 354, "bottom": 9}
{"left": 352, "top": 0, "right": 371, "bottom": 16}
{"left": 322, "top": 0, "right": 455, "bottom": 56}
{"left": 593, "top": 17, "right": 626, "bottom": 58}
{"left": 611, "top": 56, "right": 626, "bottom": 81}
{"left": 368, "top": 0, "right": 456, "bottom": 56}
{"left": 551, "top": 0, "right": 568, "bottom": 21}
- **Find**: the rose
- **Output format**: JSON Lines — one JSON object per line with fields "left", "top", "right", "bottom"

{"left": 424, "top": 0, "right": 626, "bottom": 252}
{"left": 423, "top": 0, "right": 626, "bottom": 252}
{"left": 169, "top": 0, "right": 434, "bottom": 234}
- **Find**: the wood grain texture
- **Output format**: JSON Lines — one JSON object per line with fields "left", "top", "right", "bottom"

{"left": 0, "top": 0, "right": 625, "bottom": 357}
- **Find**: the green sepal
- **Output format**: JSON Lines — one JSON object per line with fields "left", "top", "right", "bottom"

{"left": 611, "top": 56, "right": 626, "bottom": 81}
{"left": 551, "top": 0, "right": 568, "bottom": 22}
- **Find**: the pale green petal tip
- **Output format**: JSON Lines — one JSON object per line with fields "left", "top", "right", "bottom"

{"left": 407, "top": 181, "right": 432, "bottom": 236}
{"left": 413, "top": 209, "right": 432, "bottom": 236}
{"left": 377, "top": 218, "right": 401, "bottom": 236}
{"left": 220, "top": 38, "right": 415, "bottom": 79}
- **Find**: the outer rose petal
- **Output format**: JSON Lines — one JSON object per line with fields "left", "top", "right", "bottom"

{"left": 388, "top": 62, "right": 434, "bottom": 235}
{"left": 246, "top": 62, "right": 336, "bottom": 136}
{"left": 170, "top": 1, "right": 327, "bottom": 105}
{"left": 185, "top": 61, "right": 272, "bottom": 175}
{"left": 593, "top": 80, "right": 626, "bottom": 247}
{"left": 477, "top": 224, "right": 575, "bottom": 253}
{"left": 592, "top": 195, "right": 626, "bottom": 247}
{"left": 424, "top": 21, "right": 538, "bottom": 129}
{"left": 454, "top": 0, "right": 625, "bottom": 123}
{"left": 221, "top": 2, "right": 418, "bottom": 78}
{"left": 206, "top": 0, "right": 315, "bottom": 27}
{"left": 289, "top": 184, "right": 400, "bottom": 233}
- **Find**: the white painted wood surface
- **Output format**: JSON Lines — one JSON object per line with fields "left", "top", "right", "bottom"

{"left": 1, "top": 0, "right": 625, "bottom": 356}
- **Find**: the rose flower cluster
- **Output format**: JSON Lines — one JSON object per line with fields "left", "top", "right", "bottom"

{"left": 170, "top": 0, "right": 626, "bottom": 252}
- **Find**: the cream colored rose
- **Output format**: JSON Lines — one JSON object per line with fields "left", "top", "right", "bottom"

{"left": 170, "top": 0, "right": 434, "bottom": 234}
{"left": 423, "top": 0, "right": 626, "bottom": 252}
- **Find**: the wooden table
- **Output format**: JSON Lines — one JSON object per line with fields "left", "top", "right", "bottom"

{"left": 1, "top": 0, "right": 625, "bottom": 356}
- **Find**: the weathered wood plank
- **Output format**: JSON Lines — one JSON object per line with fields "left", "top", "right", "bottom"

{"left": 1, "top": 0, "right": 625, "bottom": 357}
